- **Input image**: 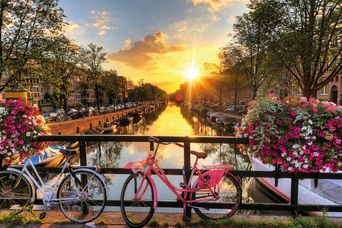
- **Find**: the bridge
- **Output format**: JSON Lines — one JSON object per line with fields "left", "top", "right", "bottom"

{"left": 28, "top": 135, "right": 342, "bottom": 218}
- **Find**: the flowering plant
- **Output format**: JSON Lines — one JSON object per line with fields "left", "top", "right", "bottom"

{"left": 0, "top": 99, "right": 50, "bottom": 167}
{"left": 236, "top": 95, "right": 342, "bottom": 172}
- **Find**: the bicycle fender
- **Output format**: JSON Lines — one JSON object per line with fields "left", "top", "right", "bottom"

{"left": 73, "top": 168, "right": 109, "bottom": 196}
{"left": 6, "top": 168, "right": 36, "bottom": 203}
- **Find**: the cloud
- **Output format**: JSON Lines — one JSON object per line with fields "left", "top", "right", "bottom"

{"left": 63, "top": 21, "right": 80, "bottom": 33}
{"left": 89, "top": 10, "right": 112, "bottom": 37}
{"left": 174, "top": 21, "right": 188, "bottom": 32}
{"left": 173, "top": 20, "right": 209, "bottom": 33}
{"left": 108, "top": 32, "right": 186, "bottom": 68}
{"left": 211, "top": 14, "right": 221, "bottom": 21}
{"left": 191, "top": 0, "right": 238, "bottom": 12}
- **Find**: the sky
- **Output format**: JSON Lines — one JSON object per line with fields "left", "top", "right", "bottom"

{"left": 60, "top": 0, "right": 249, "bottom": 93}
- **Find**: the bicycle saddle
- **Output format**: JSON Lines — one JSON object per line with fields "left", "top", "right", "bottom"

{"left": 190, "top": 150, "right": 207, "bottom": 159}
{"left": 59, "top": 148, "right": 77, "bottom": 157}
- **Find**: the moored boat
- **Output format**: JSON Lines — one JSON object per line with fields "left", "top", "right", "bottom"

{"left": 249, "top": 157, "right": 342, "bottom": 217}
{"left": 14, "top": 145, "right": 69, "bottom": 168}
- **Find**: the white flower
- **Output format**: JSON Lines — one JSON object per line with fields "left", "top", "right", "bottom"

{"left": 292, "top": 144, "right": 300, "bottom": 149}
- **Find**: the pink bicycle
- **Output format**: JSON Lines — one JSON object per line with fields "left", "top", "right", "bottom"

{"left": 120, "top": 137, "right": 242, "bottom": 227}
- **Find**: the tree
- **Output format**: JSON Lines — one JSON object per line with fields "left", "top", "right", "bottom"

{"left": 232, "top": 0, "right": 283, "bottom": 98}
{"left": 40, "top": 35, "right": 82, "bottom": 111}
{"left": 83, "top": 43, "right": 106, "bottom": 112}
{"left": 219, "top": 45, "right": 248, "bottom": 110}
{"left": 129, "top": 83, "right": 167, "bottom": 102}
{"left": 272, "top": 0, "right": 342, "bottom": 98}
{"left": 101, "top": 70, "right": 119, "bottom": 105}
{"left": 0, "top": 0, "right": 65, "bottom": 91}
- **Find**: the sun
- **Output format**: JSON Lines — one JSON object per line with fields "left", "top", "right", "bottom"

{"left": 185, "top": 66, "right": 200, "bottom": 81}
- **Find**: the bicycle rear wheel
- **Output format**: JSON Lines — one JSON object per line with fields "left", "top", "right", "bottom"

{"left": 57, "top": 170, "right": 107, "bottom": 223}
{"left": 0, "top": 170, "right": 33, "bottom": 209}
{"left": 120, "top": 173, "right": 155, "bottom": 228}
{"left": 193, "top": 173, "right": 241, "bottom": 220}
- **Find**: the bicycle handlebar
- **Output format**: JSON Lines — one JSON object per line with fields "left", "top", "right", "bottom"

{"left": 148, "top": 136, "right": 184, "bottom": 148}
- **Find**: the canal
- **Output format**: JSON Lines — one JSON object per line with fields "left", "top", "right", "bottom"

{"left": 83, "top": 103, "right": 252, "bottom": 210}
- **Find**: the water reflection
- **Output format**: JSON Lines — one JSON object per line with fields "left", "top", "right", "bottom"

{"left": 85, "top": 104, "right": 251, "bottom": 203}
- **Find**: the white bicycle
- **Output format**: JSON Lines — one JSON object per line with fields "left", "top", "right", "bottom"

{"left": 0, "top": 148, "right": 107, "bottom": 223}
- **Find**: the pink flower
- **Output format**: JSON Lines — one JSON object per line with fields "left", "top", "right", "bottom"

{"left": 313, "top": 107, "right": 318, "bottom": 113}
{"left": 300, "top": 97, "right": 307, "bottom": 103}
{"left": 326, "top": 106, "right": 337, "bottom": 112}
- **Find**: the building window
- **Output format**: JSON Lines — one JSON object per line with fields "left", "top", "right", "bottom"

{"left": 320, "top": 84, "right": 328, "bottom": 95}
{"left": 297, "top": 87, "right": 302, "bottom": 95}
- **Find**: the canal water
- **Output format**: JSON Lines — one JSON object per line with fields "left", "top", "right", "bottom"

{"left": 84, "top": 104, "right": 252, "bottom": 209}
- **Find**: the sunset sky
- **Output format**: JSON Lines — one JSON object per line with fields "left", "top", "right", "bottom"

{"left": 60, "top": 0, "right": 249, "bottom": 93}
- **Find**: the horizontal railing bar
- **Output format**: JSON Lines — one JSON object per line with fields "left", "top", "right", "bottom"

{"left": 32, "top": 199, "right": 342, "bottom": 212}
{"left": 19, "top": 167, "right": 342, "bottom": 179}
{"left": 37, "top": 135, "right": 248, "bottom": 144}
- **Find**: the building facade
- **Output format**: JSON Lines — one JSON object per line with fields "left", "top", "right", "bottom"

{"left": 317, "top": 74, "right": 342, "bottom": 105}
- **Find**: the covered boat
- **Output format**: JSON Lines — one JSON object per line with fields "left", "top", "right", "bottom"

{"left": 15, "top": 145, "right": 68, "bottom": 168}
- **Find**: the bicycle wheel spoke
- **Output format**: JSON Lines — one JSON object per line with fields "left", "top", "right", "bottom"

{"left": 193, "top": 174, "right": 241, "bottom": 220}
{"left": 121, "top": 173, "right": 155, "bottom": 227}
{"left": 0, "top": 171, "right": 32, "bottom": 209}
{"left": 58, "top": 171, "right": 106, "bottom": 223}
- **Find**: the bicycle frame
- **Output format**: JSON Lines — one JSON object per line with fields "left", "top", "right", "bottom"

{"left": 16, "top": 158, "right": 73, "bottom": 203}
{"left": 127, "top": 153, "right": 226, "bottom": 210}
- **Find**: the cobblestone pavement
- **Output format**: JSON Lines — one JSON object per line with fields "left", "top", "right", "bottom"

{"left": 1, "top": 210, "right": 342, "bottom": 227}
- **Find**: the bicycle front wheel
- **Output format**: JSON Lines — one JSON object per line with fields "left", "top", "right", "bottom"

{"left": 120, "top": 173, "right": 155, "bottom": 228}
{"left": 193, "top": 173, "right": 241, "bottom": 220}
{"left": 0, "top": 170, "right": 33, "bottom": 209}
{"left": 57, "top": 170, "right": 107, "bottom": 223}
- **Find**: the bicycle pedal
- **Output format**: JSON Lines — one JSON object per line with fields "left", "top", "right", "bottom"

{"left": 179, "top": 182, "right": 186, "bottom": 188}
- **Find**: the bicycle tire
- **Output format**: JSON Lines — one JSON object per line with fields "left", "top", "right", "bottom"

{"left": 0, "top": 170, "right": 33, "bottom": 209}
{"left": 120, "top": 173, "right": 155, "bottom": 228}
{"left": 193, "top": 172, "right": 242, "bottom": 220}
{"left": 57, "top": 169, "right": 107, "bottom": 223}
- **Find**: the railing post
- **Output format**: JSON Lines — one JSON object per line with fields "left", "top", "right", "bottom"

{"left": 78, "top": 140, "right": 88, "bottom": 213}
{"left": 79, "top": 140, "right": 87, "bottom": 166}
{"left": 290, "top": 173, "right": 299, "bottom": 217}
{"left": 183, "top": 137, "right": 191, "bottom": 220}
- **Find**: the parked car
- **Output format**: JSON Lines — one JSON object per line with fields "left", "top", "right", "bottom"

{"left": 57, "top": 109, "right": 66, "bottom": 115}
{"left": 43, "top": 112, "right": 58, "bottom": 122}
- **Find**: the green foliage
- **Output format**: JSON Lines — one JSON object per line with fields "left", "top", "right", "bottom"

{"left": 68, "top": 102, "right": 84, "bottom": 109}
{"left": 189, "top": 216, "right": 342, "bottom": 228}
{"left": 40, "top": 35, "right": 82, "bottom": 110}
{"left": 0, "top": 0, "right": 65, "bottom": 91}
{"left": 0, "top": 206, "right": 41, "bottom": 228}
{"left": 230, "top": 0, "right": 284, "bottom": 98}
{"left": 83, "top": 43, "right": 107, "bottom": 110}
{"left": 227, "top": 0, "right": 342, "bottom": 98}
{"left": 129, "top": 82, "right": 167, "bottom": 101}
{"left": 148, "top": 219, "right": 160, "bottom": 227}
{"left": 175, "top": 221, "right": 183, "bottom": 227}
